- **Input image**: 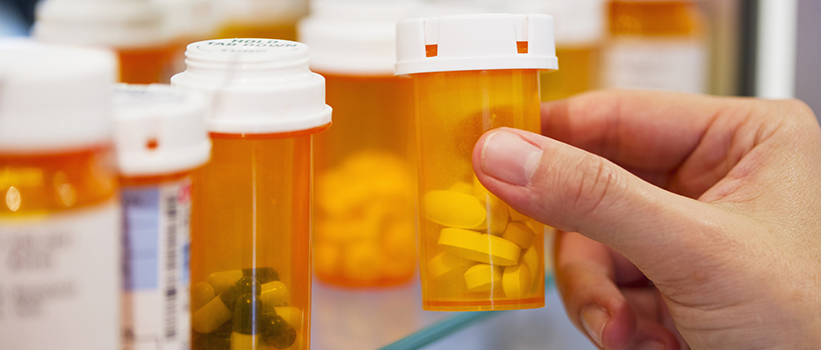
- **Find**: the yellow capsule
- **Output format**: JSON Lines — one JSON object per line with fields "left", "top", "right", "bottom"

{"left": 503, "top": 263, "right": 533, "bottom": 298}
{"left": 260, "top": 281, "right": 289, "bottom": 308}
{"left": 509, "top": 206, "right": 529, "bottom": 222}
{"left": 230, "top": 333, "right": 260, "bottom": 350}
{"left": 423, "top": 190, "right": 486, "bottom": 229}
{"left": 191, "top": 295, "right": 232, "bottom": 334}
{"left": 191, "top": 282, "right": 216, "bottom": 311}
{"left": 207, "top": 270, "right": 244, "bottom": 295}
{"left": 463, "top": 264, "right": 502, "bottom": 292}
{"left": 438, "top": 228, "right": 521, "bottom": 266}
{"left": 427, "top": 251, "right": 473, "bottom": 280}
{"left": 274, "top": 306, "right": 302, "bottom": 332}
{"left": 502, "top": 222, "right": 536, "bottom": 249}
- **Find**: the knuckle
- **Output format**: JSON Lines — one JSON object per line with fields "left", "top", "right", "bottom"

{"left": 566, "top": 154, "right": 619, "bottom": 218}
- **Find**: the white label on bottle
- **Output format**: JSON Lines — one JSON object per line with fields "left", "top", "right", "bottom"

{"left": 122, "top": 179, "right": 191, "bottom": 350}
{"left": 602, "top": 38, "right": 708, "bottom": 94}
{"left": 0, "top": 201, "right": 121, "bottom": 350}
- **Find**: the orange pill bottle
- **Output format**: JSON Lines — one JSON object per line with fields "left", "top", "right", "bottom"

{"left": 33, "top": 0, "right": 178, "bottom": 84}
{"left": 299, "top": 0, "right": 421, "bottom": 288}
{"left": 172, "top": 38, "right": 332, "bottom": 350}
{"left": 112, "top": 84, "right": 211, "bottom": 350}
{"left": 396, "top": 14, "right": 557, "bottom": 311}
{"left": 603, "top": 0, "right": 708, "bottom": 93}
{"left": 0, "top": 40, "right": 120, "bottom": 349}
{"left": 217, "top": 0, "right": 309, "bottom": 40}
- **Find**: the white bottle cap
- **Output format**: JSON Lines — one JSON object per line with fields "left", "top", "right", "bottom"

{"left": 112, "top": 84, "right": 211, "bottom": 176}
{"left": 33, "top": 0, "right": 169, "bottom": 49}
{"left": 395, "top": 13, "right": 558, "bottom": 75}
{"left": 221, "top": 0, "right": 308, "bottom": 26}
{"left": 157, "top": 0, "right": 220, "bottom": 41}
{"left": 497, "top": 0, "right": 606, "bottom": 46}
{"left": 170, "top": 38, "right": 333, "bottom": 134}
{"left": 0, "top": 38, "right": 117, "bottom": 153}
{"left": 298, "top": 0, "right": 423, "bottom": 76}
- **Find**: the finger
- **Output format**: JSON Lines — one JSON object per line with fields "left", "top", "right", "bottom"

{"left": 472, "top": 127, "right": 719, "bottom": 271}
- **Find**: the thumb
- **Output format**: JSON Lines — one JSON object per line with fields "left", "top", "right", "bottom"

{"left": 472, "top": 127, "right": 721, "bottom": 269}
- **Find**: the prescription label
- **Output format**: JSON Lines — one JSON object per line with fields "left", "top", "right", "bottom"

{"left": 122, "top": 179, "right": 192, "bottom": 350}
{"left": 602, "top": 38, "right": 707, "bottom": 94}
{"left": 0, "top": 201, "right": 120, "bottom": 349}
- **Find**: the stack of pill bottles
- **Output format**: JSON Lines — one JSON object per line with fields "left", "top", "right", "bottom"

{"left": 112, "top": 84, "right": 211, "bottom": 350}
{"left": 33, "top": 0, "right": 178, "bottom": 84}
{"left": 172, "top": 38, "right": 332, "bottom": 350}
{"left": 0, "top": 39, "right": 121, "bottom": 349}
{"left": 602, "top": 0, "right": 708, "bottom": 93}
{"left": 298, "top": 0, "right": 422, "bottom": 288}
{"left": 217, "top": 0, "right": 309, "bottom": 40}
{"left": 395, "top": 13, "right": 557, "bottom": 311}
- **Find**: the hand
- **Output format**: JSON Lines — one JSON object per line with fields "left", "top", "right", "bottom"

{"left": 471, "top": 90, "right": 821, "bottom": 349}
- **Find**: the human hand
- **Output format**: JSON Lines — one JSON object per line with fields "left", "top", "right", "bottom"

{"left": 471, "top": 90, "right": 821, "bottom": 349}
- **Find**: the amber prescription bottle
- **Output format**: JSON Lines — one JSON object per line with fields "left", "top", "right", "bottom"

{"left": 603, "top": 0, "right": 708, "bottom": 93}
{"left": 112, "top": 84, "right": 211, "bottom": 350}
{"left": 218, "top": 0, "right": 309, "bottom": 41}
{"left": 298, "top": 0, "right": 421, "bottom": 288}
{"left": 172, "top": 38, "right": 332, "bottom": 350}
{"left": 0, "top": 39, "right": 120, "bottom": 349}
{"left": 33, "top": 0, "right": 178, "bottom": 84}
{"left": 395, "top": 14, "right": 557, "bottom": 311}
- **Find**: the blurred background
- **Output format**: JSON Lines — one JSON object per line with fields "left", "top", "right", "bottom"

{"left": 2, "top": 1, "right": 818, "bottom": 349}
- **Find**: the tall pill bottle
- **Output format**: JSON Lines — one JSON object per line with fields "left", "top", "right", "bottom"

{"left": 396, "top": 14, "right": 557, "bottom": 311}
{"left": 172, "top": 38, "right": 332, "bottom": 350}
{"left": 298, "top": 0, "right": 420, "bottom": 288}
{"left": 603, "top": 0, "right": 708, "bottom": 93}
{"left": 33, "top": 0, "right": 177, "bottom": 84}
{"left": 0, "top": 40, "right": 120, "bottom": 349}
{"left": 112, "top": 84, "right": 211, "bottom": 350}
{"left": 217, "top": 0, "right": 308, "bottom": 41}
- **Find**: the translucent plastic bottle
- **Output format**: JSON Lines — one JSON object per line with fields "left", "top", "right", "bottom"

{"left": 395, "top": 14, "right": 557, "bottom": 311}
{"left": 217, "top": 0, "right": 309, "bottom": 41}
{"left": 34, "top": 0, "right": 178, "bottom": 84}
{"left": 172, "top": 38, "right": 332, "bottom": 350}
{"left": 112, "top": 84, "right": 211, "bottom": 350}
{"left": 0, "top": 39, "right": 120, "bottom": 349}
{"left": 603, "top": 0, "right": 708, "bottom": 93}
{"left": 298, "top": 0, "right": 420, "bottom": 288}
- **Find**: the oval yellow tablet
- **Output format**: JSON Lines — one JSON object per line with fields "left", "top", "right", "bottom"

{"left": 428, "top": 251, "right": 473, "bottom": 280}
{"left": 423, "top": 190, "right": 487, "bottom": 229}
{"left": 509, "top": 206, "right": 529, "bottom": 222}
{"left": 503, "top": 264, "right": 533, "bottom": 298}
{"left": 463, "top": 264, "right": 502, "bottom": 292}
{"left": 473, "top": 174, "right": 489, "bottom": 200}
{"left": 447, "top": 181, "right": 474, "bottom": 194}
{"left": 527, "top": 219, "right": 544, "bottom": 235}
{"left": 522, "top": 246, "right": 540, "bottom": 276}
{"left": 438, "top": 228, "right": 522, "bottom": 266}
{"left": 502, "top": 222, "right": 536, "bottom": 249}
{"left": 483, "top": 193, "right": 509, "bottom": 236}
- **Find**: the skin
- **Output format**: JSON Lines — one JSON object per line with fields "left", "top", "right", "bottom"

{"left": 471, "top": 90, "right": 821, "bottom": 349}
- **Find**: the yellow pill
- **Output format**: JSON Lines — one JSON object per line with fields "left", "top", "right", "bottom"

{"left": 527, "top": 220, "right": 544, "bottom": 235}
{"left": 274, "top": 306, "right": 303, "bottom": 332}
{"left": 191, "top": 294, "right": 232, "bottom": 334}
{"left": 207, "top": 270, "right": 244, "bottom": 295}
{"left": 502, "top": 222, "right": 536, "bottom": 249}
{"left": 503, "top": 263, "right": 533, "bottom": 298}
{"left": 522, "top": 246, "right": 540, "bottom": 277}
{"left": 424, "top": 190, "right": 487, "bottom": 229}
{"left": 509, "top": 206, "right": 529, "bottom": 222}
{"left": 260, "top": 281, "right": 289, "bottom": 307}
{"left": 472, "top": 174, "right": 489, "bottom": 200}
{"left": 447, "top": 181, "right": 474, "bottom": 194}
{"left": 191, "top": 282, "right": 216, "bottom": 311}
{"left": 438, "top": 228, "right": 521, "bottom": 266}
{"left": 482, "top": 193, "right": 509, "bottom": 236}
{"left": 463, "top": 264, "right": 502, "bottom": 292}
{"left": 427, "top": 251, "right": 473, "bottom": 280}
{"left": 231, "top": 333, "right": 260, "bottom": 350}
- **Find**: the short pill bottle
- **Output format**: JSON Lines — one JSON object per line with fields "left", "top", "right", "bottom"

{"left": 112, "top": 84, "right": 211, "bottom": 350}
{"left": 396, "top": 14, "right": 557, "bottom": 311}
{"left": 298, "top": 0, "right": 421, "bottom": 288}
{"left": 603, "top": 0, "right": 708, "bottom": 93}
{"left": 0, "top": 39, "right": 121, "bottom": 349}
{"left": 33, "top": 0, "right": 178, "bottom": 84}
{"left": 217, "top": 0, "right": 309, "bottom": 41}
{"left": 171, "top": 38, "right": 332, "bottom": 350}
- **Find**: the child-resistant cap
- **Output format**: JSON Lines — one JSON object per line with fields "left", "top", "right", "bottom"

{"left": 171, "top": 38, "right": 332, "bottom": 134}
{"left": 500, "top": 0, "right": 606, "bottom": 45}
{"left": 0, "top": 39, "right": 117, "bottom": 153}
{"left": 112, "top": 84, "right": 211, "bottom": 177}
{"left": 33, "top": 0, "right": 168, "bottom": 49}
{"left": 394, "top": 13, "right": 558, "bottom": 75}
{"left": 298, "top": 0, "right": 423, "bottom": 76}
